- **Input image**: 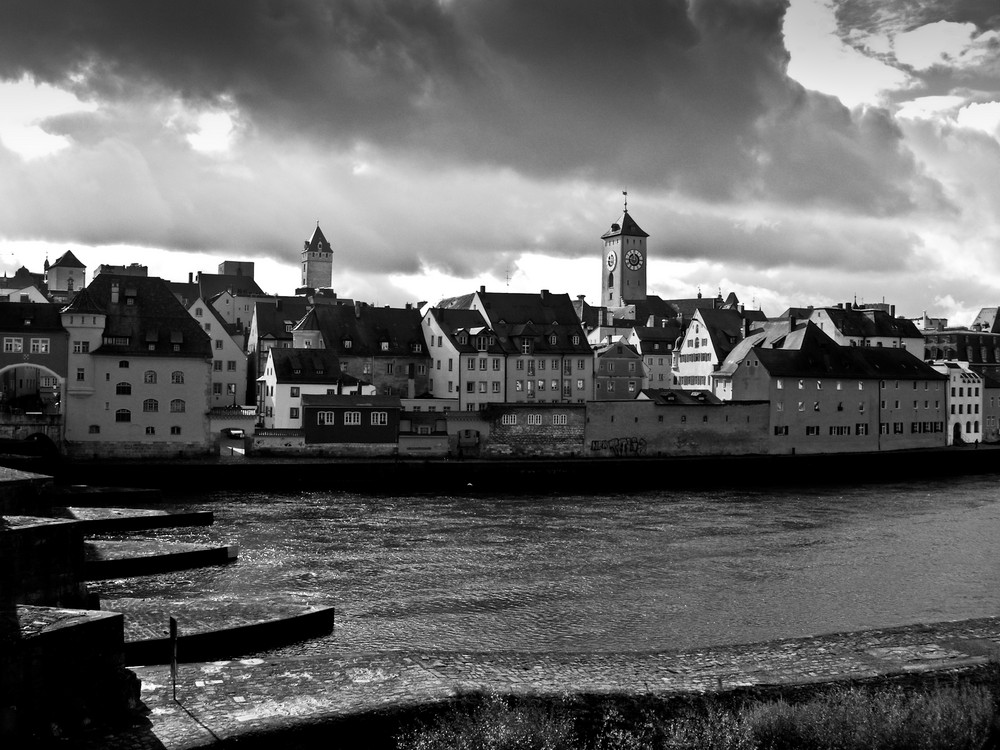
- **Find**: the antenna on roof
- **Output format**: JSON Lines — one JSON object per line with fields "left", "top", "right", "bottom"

{"left": 505, "top": 265, "right": 511, "bottom": 288}
{"left": 622, "top": 189, "right": 628, "bottom": 212}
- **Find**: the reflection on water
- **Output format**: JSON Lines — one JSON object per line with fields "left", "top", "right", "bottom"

{"left": 94, "top": 477, "right": 1000, "bottom": 654}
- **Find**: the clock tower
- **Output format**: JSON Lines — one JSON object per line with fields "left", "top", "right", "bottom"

{"left": 601, "top": 200, "right": 648, "bottom": 306}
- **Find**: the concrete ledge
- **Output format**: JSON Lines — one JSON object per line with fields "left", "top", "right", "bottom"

{"left": 83, "top": 540, "right": 238, "bottom": 580}
{"left": 59, "top": 506, "right": 214, "bottom": 533}
{"left": 123, "top": 605, "right": 336, "bottom": 665}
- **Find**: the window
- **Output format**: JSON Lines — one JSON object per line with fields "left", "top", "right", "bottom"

{"left": 577, "top": 379, "right": 584, "bottom": 390}
{"left": 214, "top": 360, "right": 223, "bottom": 371}
{"left": 115, "top": 409, "right": 131, "bottom": 423}
{"left": 73, "top": 340, "right": 90, "bottom": 353}
{"left": 467, "top": 358, "right": 475, "bottom": 370}
{"left": 119, "top": 360, "right": 129, "bottom": 368}
{"left": 143, "top": 399, "right": 158, "bottom": 412}
{"left": 776, "top": 379, "right": 783, "bottom": 389}
{"left": 89, "top": 425, "right": 100, "bottom": 434}
{"left": 76, "top": 368, "right": 85, "bottom": 381}
{"left": 774, "top": 425, "right": 789, "bottom": 435}
{"left": 171, "top": 371, "right": 184, "bottom": 384}
{"left": 553, "top": 414, "right": 568, "bottom": 425}
{"left": 214, "top": 340, "right": 223, "bottom": 350}
{"left": 227, "top": 361, "right": 236, "bottom": 371}
{"left": 527, "top": 414, "right": 542, "bottom": 425}
{"left": 857, "top": 423, "right": 869, "bottom": 435}
{"left": 467, "top": 381, "right": 476, "bottom": 393}
{"left": 521, "top": 340, "right": 531, "bottom": 355}
{"left": 30, "top": 338, "right": 50, "bottom": 354}
{"left": 371, "top": 411, "right": 388, "bottom": 426}
{"left": 479, "top": 358, "right": 487, "bottom": 371}
{"left": 2, "top": 337, "right": 22, "bottom": 353}
{"left": 170, "top": 399, "right": 186, "bottom": 413}
{"left": 195, "top": 307, "right": 203, "bottom": 317}
{"left": 805, "top": 425, "right": 819, "bottom": 436}
{"left": 290, "top": 407, "right": 300, "bottom": 419}
{"left": 501, "top": 414, "right": 517, "bottom": 425}
{"left": 380, "top": 341, "right": 390, "bottom": 352}
{"left": 492, "top": 358, "right": 501, "bottom": 371}
{"left": 116, "top": 382, "right": 132, "bottom": 395}
{"left": 144, "top": 370, "right": 157, "bottom": 384}
{"left": 343, "top": 338, "right": 353, "bottom": 350}
{"left": 345, "top": 411, "right": 361, "bottom": 425}
{"left": 478, "top": 382, "right": 487, "bottom": 393}
{"left": 318, "top": 411, "right": 335, "bottom": 425}
{"left": 145, "top": 426, "right": 156, "bottom": 435}
{"left": 290, "top": 386, "right": 300, "bottom": 397}
{"left": 170, "top": 426, "right": 181, "bottom": 435}
{"left": 386, "top": 363, "right": 395, "bottom": 375}
{"left": 213, "top": 383, "right": 222, "bottom": 395}
{"left": 227, "top": 383, "right": 236, "bottom": 395}
{"left": 776, "top": 402, "right": 784, "bottom": 412}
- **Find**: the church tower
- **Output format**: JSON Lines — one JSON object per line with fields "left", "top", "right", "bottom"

{"left": 301, "top": 223, "right": 333, "bottom": 289}
{"left": 601, "top": 196, "right": 648, "bottom": 306}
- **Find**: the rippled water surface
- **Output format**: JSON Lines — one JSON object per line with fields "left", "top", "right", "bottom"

{"left": 94, "top": 476, "right": 1000, "bottom": 654}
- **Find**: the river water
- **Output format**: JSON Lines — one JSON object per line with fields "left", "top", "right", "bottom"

{"left": 93, "top": 475, "right": 1000, "bottom": 655}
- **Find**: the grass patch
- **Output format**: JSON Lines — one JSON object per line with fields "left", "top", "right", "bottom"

{"left": 395, "top": 674, "right": 999, "bottom": 750}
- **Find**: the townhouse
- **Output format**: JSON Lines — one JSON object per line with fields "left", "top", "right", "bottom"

{"left": 61, "top": 275, "right": 213, "bottom": 457}
{"left": 593, "top": 339, "right": 645, "bottom": 399}
{"left": 930, "top": 360, "right": 984, "bottom": 444}
{"left": 187, "top": 296, "right": 249, "bottom": 407}
{"left": 422, "top": 307, "right": 508, "bottom": 410}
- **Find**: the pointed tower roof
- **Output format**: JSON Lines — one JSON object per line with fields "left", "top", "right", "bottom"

{"left": 60, "top": 285, "right": 105, "bottom": 315}
{"left": 50, "top": 250, "right": 86, "bottom": 269}
{"left": 304, "top": 223, "right": 332, "bottom": 254}
{"left": 601, "top": 210, "right": 649, "bottom": 240}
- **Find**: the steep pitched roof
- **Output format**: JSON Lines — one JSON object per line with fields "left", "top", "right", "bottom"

{"left": 600, "top": 210, "right": 649, "bottom": 239}
{"left": 269, "top": 348, "right": 354, "bottom": 384}
{"left": 476, "top": 290, "right": 591, "bottom": 354}
{"left": 300, "top": 303, "right": 428, "bottom": 357}
{"left": 819, "top": 307, "right": 921, "bottom": 339}
{"left": 696, "top": 308, "right": 747, "bottom": 360}
{"left": 427, "top": 308, "right": 510, "bottom": 354}
{"left": 971, "top": 307, "right": 1000, "bottom": 333}
{"left": 305, "top": 224, "right": 332, "bottom": 254}
{"left": 82, "top": 274, "right": 211, "bottom": 358}
{"left": 252, "top": 298, "right": 310, "bottom": 340}
{"left": 60, "top": 286, "right": 105, "bottom": 315}
{"left": 50, "top": 250, "right": 85, "bottom": 269}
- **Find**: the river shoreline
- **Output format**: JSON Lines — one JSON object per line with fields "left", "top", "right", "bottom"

{"left": 6, "top": 442, "right": 1000, "bottom": 495}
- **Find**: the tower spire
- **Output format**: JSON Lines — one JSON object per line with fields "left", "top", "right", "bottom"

{"left": 623, "top": 189, "right": 628, "bottom": 212}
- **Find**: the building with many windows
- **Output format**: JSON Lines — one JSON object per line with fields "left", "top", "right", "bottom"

{"left": 593, "top": 339, "right": 645, "bottom": 399}
{"left": 422, "top": 308, "right": 508, "bottom": 410}
{"left": 930, "top": 360, "right": 983, "bottom": 444}
{"left": 61, "top": 275, "right": 213, "bottom": 457}
{"left": 187, "top": 296, "right": 249, "bottom": 407}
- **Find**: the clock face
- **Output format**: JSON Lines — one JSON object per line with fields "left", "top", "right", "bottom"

{"left": 625, "top": 248, "right": 644, "bottom": 271}
{"left": 606, "top": 250, "right": 618, "bottom": 270}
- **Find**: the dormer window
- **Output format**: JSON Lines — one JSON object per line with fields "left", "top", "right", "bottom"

{"left": 476, "top": 336, "right": 488, "bottom": 352}
{"left": 549, "top": 334, "right": 558, "bottom": 346}
{"left": 457, "top": 334, "right": 468, "bottom": 346}
{"left": 521, "top": 339, "right": 531, "bottom": 355}
{"left": 381, "top": 341, "right": 390, "bottom": 352}
{"left": 343, "top": 338, "right": 353, "bottom": 350}
{"left": 411, "top": 342, "right": 423, "bottom": 353}
{"left": 572, "top": 335, "right": 580, "bottom": 345}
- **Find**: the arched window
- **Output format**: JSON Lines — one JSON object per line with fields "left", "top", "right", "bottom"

{"left": 170, "top": 399, "right": 186, "bottom": 413}
{"left": 116, "top": 382, "right": 131, "bottom": 395}
{"left": 119, "top": 360, "right": 129, "bottom": 368}
{"left": 607, "top": 272, "right": 614, "bottom": 288}
{"left": 144, "top": 370, "right": 157, "bottom": 384}
{"left": 115, "top": 409, "right": 131, "bottom": 423}
{"left": 67, "top": 278, "right": 74, "bottom": 291}
{"left": 171, "top": 371, "right": 184, "bottom": 384}
{"left": 143, "top": 399, "right": 158, "bottom": 412}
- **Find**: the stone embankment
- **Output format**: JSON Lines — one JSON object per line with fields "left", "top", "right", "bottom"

{"left": 83, "top": 615, "right": 1000, "bottom": 749}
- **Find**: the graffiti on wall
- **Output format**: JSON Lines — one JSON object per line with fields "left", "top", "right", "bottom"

{"left": 590, "top": 436, "right": 647, "bottom": 457}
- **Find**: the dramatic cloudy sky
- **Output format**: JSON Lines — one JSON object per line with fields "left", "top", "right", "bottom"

{"left": 0, "top": 0, "right": 998, "bottom": 322}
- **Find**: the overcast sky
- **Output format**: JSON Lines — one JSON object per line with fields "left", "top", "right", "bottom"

{"left": 0, "top": 0, "right": 998, "bottom": 322}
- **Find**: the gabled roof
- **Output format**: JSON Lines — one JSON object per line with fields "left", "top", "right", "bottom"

{"left": 476, "top": 290, "right": 591, "bottom": 354}
{"left": 298, "top": 302, "right": 428, "bottom": 357}
{"left": 197, "top": 297, "right": 242, "bottom": 340}
{"left": 252, "top": 298, "right": 311, "bottom": 340}
{"left": 50, "top": 250, "right": 85, "bottom": 269}
{"left": 0, "top": 302, "right": 66, "bottom": 332}
{"left": 600, "top": 210, "right": 649, "bottom": 239}
{"left": 815, "top": 307, "right": 921, "bottom": 339}
{"left": 695, "top": 308, "right": 747, "bottom": 359}
{"left": 269, "top": 348, "right": 354, "bottom": 384}
{"left": 435, "top": 292, "right": 477, "bottom": 310}
{"left": 81, "top": 274, "right": 212, "bottom": 358}
{"left": 426, "top": 308, "right": 509, "bottom": 354}
{"left": 970, "top": 307, "right": 1000, "bottom": 333}
{"left": 594, "top": 340, "right": 641, "bottom": 358}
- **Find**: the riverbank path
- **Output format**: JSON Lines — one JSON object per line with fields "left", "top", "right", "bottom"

{"left": 86, "top": 615, "right": 1000, "bottom": 749}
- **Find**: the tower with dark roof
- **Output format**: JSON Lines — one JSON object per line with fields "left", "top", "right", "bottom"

{"left": 601, "top": 199, "right": 649, "bottom": 306}
{"left": 301, "top": 223, "right": 333, "bottom": 290}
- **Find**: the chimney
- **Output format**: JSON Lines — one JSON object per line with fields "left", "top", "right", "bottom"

{"left": 188, "top": 272, "right": 193, "bottom": 284}
{"left": 479, "top": 285, "right": 486, "bottom": 294}
{"left": 647, "top": 315, "right": 655, "bottom": 327}
{"left": 540, "top": 289, "right": 549, "bottom": 304}
{"left": 354, "top": 301, "right": 363, "bottom": 319}
{"left": 405, "top": 302, "right": 412, "bottom": 310}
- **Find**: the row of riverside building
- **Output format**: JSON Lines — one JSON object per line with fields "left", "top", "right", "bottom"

{"left": 0, "top": 211, "right": 996, "bottom": 459}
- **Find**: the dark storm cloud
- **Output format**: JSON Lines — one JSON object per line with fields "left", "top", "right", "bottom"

{"left": 0, "top": 0, "right": 928, "bottom": 216}
{"left": 834, "top": 0, "right": 1000, "bottom": 35}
